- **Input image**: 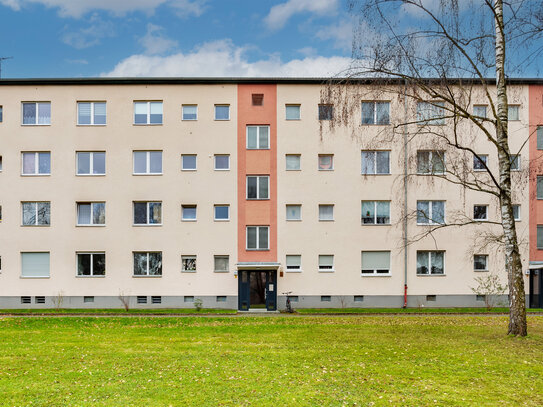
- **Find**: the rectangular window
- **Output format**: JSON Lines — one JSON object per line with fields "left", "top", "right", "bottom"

{"left": 361, "top": 251, "right": 390, "bottom": 275}
{"left": 181, "top": 205, "right": 197, "bottom": 221}
{"left": 22, "top": 202, "right": 50, "bottom": 226}
{"left": 137, "top": 296, "right": 148, "bottom": 304}
{"left": 133, "top": 202, "right": 162, "bottom": 225}
{"left": 417, "top": 201, "right": 445, "bottom": 225}
{"left": 35, "top": 296, "right": 45, "bottom": 304}
{"left": 538, "top": 176, "right": 543, "bottom": 199}
{"left": 319, "top": 204, "right": 334, "bottom": 221}
{"left": 181, "top": 255, "right": 197, "bottom": 272}
{"left": 417, "top": 151, "right": 445, "bottom": 174}
{"left": 0, "top": 105, "right": 2, "bottom": 122}
{"left": 361, "top": 101, "right": 390, "bottom": 125}
{"left": 417, "top": 101, "right": 445, "bottom": 125}
{"left": 77, "top": 152, "right": 105, "bottom": 175}
{"left": 0, "top": 156, "right": 2, "bottom": 172}
{"left": 246, "top": 126, "right": 269, "bottom": 149}
{"left": 214, "top": 255, "right": 229, "bottom": 272}
{"left": 77, "top": 202, "right": 105, "bottom": 225}
{"left": 474, "top": 255, "right": 488, "bottom": 271}
{"left": 77, "top": 102, "right": 106, "bottom": 125}
{"left": 215, "top": 105, "right": 230, "bottom": 120}
{"left": 473, "top": 154, "right": 488, "bottom": 171}
{"left": 151, "top": 296, "right": 161, "bottom": 304}
{"left": 318, "top": 255, "right": 334, "bottom": 272}
{"left": 510, "top": 154, "right": 520, "bottom": 171}
{"left": 416, "top": 251, "right": 444, "bottom": 275}
{"left": 508, "top": 105, "right": 519, "bottom": 121}
{"left": 286, "top": 154, "right": 301, "bottom": 170}
{"left": 473, "top": 105, "right": 487, "bottom": 119}
{"left": 181, "top": 154, "right": 197, "bottom": 171}
{"left": 318, "top": 104, "right": 333, "bottom": 120}
{"left": 286, "top": 255, "right": 301, "bottom": 272}
{"left": 537, "top": 126, "right": 543, "bottom": 150}
{"left": 133, "top": 151, "right": 162, "bottom": 174}
{"left": 21, "top": 252, "right": 50, "bottom": 278}
{"left": 286, "top": 204, "right": 301, "bottom": 221}
{"left": 361, "top": 151, "right": 390, "bottom": 174}
{"left": 22, "top": 152, "right": 50, "bottom": 175}
{"left": 538, "top": 225, "right": 543, "bottom": 249}
{"left": 133, "top": 252, "right": 162, "bottom": 276}
{"left": 318, "top": 154, "right": 334, "bottom": 170}
{"left": 214, "top": 154, "right": 230, "bottom": 170}
{"left": 247, "top": 176, "right": 269, "bottom": 199}
{"left": 361, "top": 201, "right": 390, "bottom": 224}
{"left": 84, "top": 296, "right": 95, "bottom": 303}
{"left": 474, "top": 205, "right": 488, "bottom": 221}
{"left": 182, "top": 105, "right": 197, "bottom": 121}
{"left": 512, "top": 205, "right": 520, "bottom": 221}
{"left": 216, "top": 296, "right": 227, "bottom": 302}
{"left": 214, "top": 205, "right": 229, "bottom": 221}
{"left": 22, "top": 102, "right": 51, "bottom": 125}
{"left": 134, "top": 101, "right": 163, "bottom": 125}
{"left": 246, "top": 226, "right": 269, "bottom": 250}
{"left": 77, "top": 252, "right": 106, "bottom": 276}
{"left": 286, "top": 104, "right": 301, "bottom": 120}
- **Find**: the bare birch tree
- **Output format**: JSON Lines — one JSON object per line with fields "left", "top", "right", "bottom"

{"left": 323, "top": 0, "right": 543, "bottom": 335}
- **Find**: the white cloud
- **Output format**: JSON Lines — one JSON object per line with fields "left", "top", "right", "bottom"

{"left": 265, "top": 0, "right": 339, "bottom": 30}
{"left": 0, "top": 0, "right": 206, "bottom": 18}
{"left": 62, "top": 14, "right": 115, "bottom": 49}
{"left": 316, "top": 18, "right": 353, "bottom": 52}
{"left": 102, "top": 39, "right": 352, "bottom": 77}
{"left": 139, "top": 24, "right": 178, "bottom": 55}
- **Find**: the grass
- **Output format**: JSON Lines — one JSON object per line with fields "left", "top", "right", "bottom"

{"left": 296, "top": 307, "right": 543, "bottom": 314}
{"left": 1, "top": 316, "right": 542, "bottom": 406}
{"left": 0, "top": 308, "right": 237, "bottom": 315}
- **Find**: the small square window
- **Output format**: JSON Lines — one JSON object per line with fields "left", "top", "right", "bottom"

{"left": 318, "top": 255, "right": 334, "bottom": 272}
{"left": 318, "top": 104, "right": 333, "bottom": 120}
{"left": 214, "top": 205, "right": 229, "bottom": 221}
{"left": 473, "top": 154, "right": 488, "bottom": 171}
{"left": 474, "top": 205, "right": 488, "bottom": 221}
{"left": 286, "top": 104, "right": 301, "bottom": 120}
{"left": 182, "top": 205, "right": 197, "bottom": 221}
{"left": 286, "top": 255, "right": 301, "bottom": 272}
{"left": 286, "top": 205, "right": 301, "bottom": 221}
{"left": 182, "top": 105, "right": 197, "bottom": 121}
{"left": 286, "top": 154, "right": 301, "bottom": 170}
{"left": 508, "top": 105, "right": 519, "bottom": 121}
{"left": 252, "top": 94, "right": 264, "bottom": 106}
{"left": 318, "top": 154, "right": 334, "bottom": 170}
{"left": 181, "top": 255, "right": 197, "bottom": 272}
{"left": 474, "top": 255, "right": 488, "bottom": 271}
{"left": 182, "top": 154, "right": 197, "bottom": 171}
{"left": 510, "top": 154, "right": 520, "bottom": 171}
{"left": 214, "top": 255, "right": 229, "bottom": 273}
{"left": 214, "top": 155, "right": 230, "bottom": 170}
{"left": 319, "top": 204, "right": 334, "bottom": 221}
{"left": 473, "top": 105, "right": 487, "bottom": 119}
{"left": 215, "top": 105, "right": 230, "bottom": 120}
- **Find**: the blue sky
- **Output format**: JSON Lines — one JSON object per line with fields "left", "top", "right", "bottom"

{"left": 0, "top": 0, "right": 355, "bottom": 77}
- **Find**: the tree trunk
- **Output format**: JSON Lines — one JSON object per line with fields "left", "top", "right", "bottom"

{"left": 495, "top": 0, "right": 527, "bottom": 336}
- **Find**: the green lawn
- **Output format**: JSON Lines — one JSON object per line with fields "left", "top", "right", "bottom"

{"left": 1, "top": 316, "right": 542, "bottom": 406}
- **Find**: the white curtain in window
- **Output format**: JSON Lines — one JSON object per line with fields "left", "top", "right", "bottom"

{"left": 21, "top": 252, "right": 50, "bottom": 277}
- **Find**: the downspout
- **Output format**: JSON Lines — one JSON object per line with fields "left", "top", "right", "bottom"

{"left": 403, "top": 79, "right": 408, "bottom": 308}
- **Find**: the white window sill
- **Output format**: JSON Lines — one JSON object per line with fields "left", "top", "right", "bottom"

{"left": 360, "top": 123, "right": 390, "bottom": 126}
{"left": 319, "top": 219, "right": 334, "bottom": 222}
{"left": 181, "top": 270, "right": 197, "bottom": 273}
{"left": 361, "top": 173, "right": 390, "bottom": 176}
{"left": 246, "top": 248, "right": 270, "bottom": 251}
{"left": 285, "top": 269, "right": 302, "bottom": 273}
{"left": 213, "top": 270, "right": 230, "bottom": 273}
{"left": 76, "top": 275, "right": 106, "bottom": 278}
{"left": 416, "top": 274, "right": 446, "bottom": 277}
{"left": 77, "top": 124, "right": 107, "bottom": 127}
{"left": 132, "top": 173, "right": 163, "bottom": 176}
{"left": 20, "top": 276, "right": 50, "bottom": 279}
{"left": 133, "top": 275, "right": 162, "bottom": 278}
{"left": 21, "top": 225, "right": 50, "bottom": 227}
{"left": 22, "top": 124, "right": 51, "bottom": 126}
{"left": 182, "top": 219, "right": 197, "bottom": 222}
{"left": 214, "top": 119, "right": 230, "bottom": 121}
{"left": 133, "top": 123, "right": 163, "bottom": 126}
{"left": 76, "top": 174, "right": 106, "bottom": 177}
{"left": 361, "top": 273, "right": 391, "bottom": 277}
{"left": 318, "top": 169, "right": 334, "bottom": 171}
{"left": 286, "top": 219, "right": 302, "bottom": 222}
{"left": 246, "top": 148, "right": 271, "bottom": 151}
{"left": 417, "top": 223, "right": 446, "bottom": 226}
{"left": 247, "top": 198, "right": 270, "bottom": 201}
{"left": 133, "top": 224, "right": 163, "bottom": 227}
{"left": 361, "top": 223, "right": 391, "bottom": 226}
{"left": 182, "top": 169, "right": 197, "bottom": 172}
{"left": 318, "top": 269, "right": 335, "bottom": 273}
{"left": 76, "top": 224, "right": 106, "bottom": 227}
{"left": 214, "top": 219, "right": 230, "bottom": 222}
{"left": 286, "top": 169, "right": 301, "bottom": 171}
{"left": 182, "top": 119, "right": 198, "bottom": 121}
{"left": 214, "top": 168, "right": 230, "bottom": 171}
{"left": 21, "top": 174, "right": 51, "bottom": 177}
{"left": 474, "top": 269, "right": 489, "bottom": 272}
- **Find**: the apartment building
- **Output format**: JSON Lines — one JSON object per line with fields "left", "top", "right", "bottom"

{"left": 0, "top": 77, "right": 540, "bottom": 310}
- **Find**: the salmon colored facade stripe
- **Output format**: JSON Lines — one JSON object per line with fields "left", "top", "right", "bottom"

{"left": 529, "top": 85, "right": 543, "bottom": 260}
{"left": 237, "top": 84, "right": 278, "bottom": 262}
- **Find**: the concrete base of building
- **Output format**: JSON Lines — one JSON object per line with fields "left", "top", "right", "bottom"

{"left": 0, "top": 294, "right": 523, "bottom": 310}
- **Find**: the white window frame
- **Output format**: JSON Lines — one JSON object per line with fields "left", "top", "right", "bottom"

{"left": 361, "top": 201, "right": 391, "bottom": 225}
{"left": 76, "top": 202, "right": 105, "bottom": 226}
{"left": 416, "top": 251, "right": 445, "bottom": 275}
{"left": 133, "top": 201, "right": 162, "bottom": 226}
{"left": 361, "top": 101, "right": 390, "bottom": 125}
{"left": 214, "top": 205, "right": 230, "bottom": 221}
{"left": 473, "top": 105, "right": 487, "bottom": 119}
{"left": 318, "top": 255, "right": 334, "bottom": 272}
{"left": 77, "top": 101, "right": 106, "bottom": 126}
{"left": 181, "top": 255, "right": 197, "bottom": 272}
{"left": 286, "top": 154, "right": 301, "bottom": 171}
{"left": 512, "top": 204, "right": 521, "bottom": 221}
{"left": 133, "top": 151, "right": 162, "bottom": 175}
{"left": 76, "top": 252, "right": 106, "bottom": 277}
{"left": 416, "top": 150, "right": 445, "bottom": 175}
{"left": 133, "top": 101, "right": 163, "bottom": 125}
{"left": 246, "top": 125, "right": 270, "bottom": 150}
{"left": 214, "top": 105, "right": 230, "bottom": 121}
{"left": 474, "top": 254, "right": 489, "bottom": 272}
{"left": 318, "top": 154, "right": 334, "bottom": 171}
{"left": 182, "top": 104, "right": 198, "bottom": 121}
{"left": 181, "top": 154, "right": 197, "bottom": 171}
{"left": 21, "top": 152, "right": 50, "bottom": 176}
{"left": 133, "top": 252, "right": 162, "bottom": 276}
{"left": 361, "top": 150, "right": 390, "bottom": 175}
{"left": 246, "top": 226, "right": 269, "bottom": 250}
{"left": 510, "top": 154, "right": 521, "bottom": 171}
{"left": 318, "top": 104, "right": 333, "bottom": 120}
{"left": 76, "top": 151, "right": 105, "bottom": 176}
{"left": 473, "top": 154, "right": 488, "bottom": 171}
{"left": 416, "top": 201, "right": 446, "bottom": 225}
{"left": 361, "top": 251, "right": 391, "bottom": 276}
{"left": 508, "top": 105, "right": 520, "bottom": 121}
{"left": 214, "top": 255, "right": 230, "bottom": 273}
{"left": 318, "top": 204, "right": 334, "bottom": 221}
{"left": 474, "top": 205, "right": 489, "bottom": 221}
{"left": 181, "top": 205, "right": 197, "bottom": 221}
{"left": 246, "top": 175, "right": 270, "bottom": 200}
{"left": 214, "top": 154, "right": 230, "bottom": 171}
{"left": 21, "top": 102, "right": 51, "bottom": 125}
{"left": 21, "top": 252, "right": 50, "bottom": 278}
{"left": 285, "top": 104, "right": 301, "bottom": 120}
{"left": 416, "top": 101, "right": 445, "bottom": 125}
{"left": 21, "top": 201, "right": 50, "bottom": 226}
{"left": 286, "top": 255, "right": 302, "bottom": 272}
{"left": 286, "top": 204, "right": 302, "bottom": 221}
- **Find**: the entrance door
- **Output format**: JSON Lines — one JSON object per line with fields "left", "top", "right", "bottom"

{"left": 529, "top": 269, "right": 542, "bottom": 308}
{"left": 238, "top": 270, "right": 277, "bottom": 311}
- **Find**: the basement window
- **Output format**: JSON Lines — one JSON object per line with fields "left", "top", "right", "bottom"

{"left": 151, "top": 296, "right": 162, "bottom": 304}
{"left": 21, "top": 296, "right": 31, "bottom": 304}
{"left": 426, "top": 295, "right": 437, "bottom": 302}
{"left": 35, "top": 296, "right": 45, "bottom": 304}
{"left": 184, "top": 296, "right": 194, "bottom": 303}
{"left": 321, "top": 295, "right": 331, "bottom": 302}
{"left": 354, "top": 295, "right": 364, "bottom": 302}
{"left": 83, "top": 296, "right": 94, "bottom": 303}
{"left": 137, "top": 296, "right": 147, "bottom": 304}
